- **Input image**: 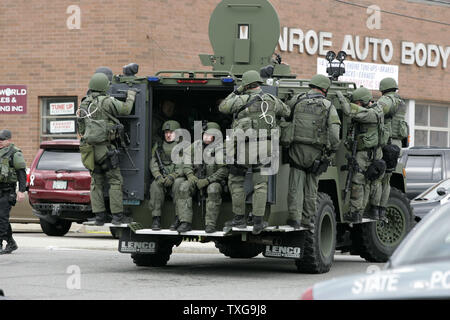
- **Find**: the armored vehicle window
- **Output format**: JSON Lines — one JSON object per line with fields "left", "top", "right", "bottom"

{"left": 37, "top": 149, "right": 87, "bottom": 172}
{"left": 405, "top": 155, "right": 442, "bottom": 182}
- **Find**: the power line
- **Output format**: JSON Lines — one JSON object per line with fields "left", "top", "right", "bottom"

{"left": 332, "top": 0, "right": 450, "bottom": 26}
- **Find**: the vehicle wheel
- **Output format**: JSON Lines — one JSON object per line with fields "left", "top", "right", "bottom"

{"left": 109, "top": 227, "right": 121, "bottom": 239}
{"left": 350, "top": 187, "right": 414, "bottom": 262}
{"left": 131, "top": 238, "right": 174, "bottom": 267}
{"left": 295, "top": 192, "right": 337, "bottom": 274}
{"left": 39, "top": 218, "right": 72, "bottom": 236}
{"left": 215, "top": 238, "right": 264, "bottom": 259}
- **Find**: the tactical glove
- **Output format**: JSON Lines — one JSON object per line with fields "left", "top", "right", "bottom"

{"left": 233, "top": 86, "right": 245, "bottom": 95}
{"left": 164, "top": 175, "right": 175, "bottom": 187}
{"left": 155, "top": 175, "right": 165, "bottom": 186}
{"left": 187, "top": 174, "right": 199, "bottom": 185}
{"left": 127, "top": 90, "right": 137, "bottom": 101}
{"left": 196, "top": 178, "right": 209, "bottom": 190}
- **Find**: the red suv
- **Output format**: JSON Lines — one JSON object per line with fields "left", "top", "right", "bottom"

{"left": 28, "top": 139, "right": 93, "bottom": 236}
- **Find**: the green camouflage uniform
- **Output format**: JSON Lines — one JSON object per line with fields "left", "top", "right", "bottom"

{"left": 285, "top": 89, "right": 341, "bottom": 224}
{"left": 78, "top": 91, "right": 135, "bottom": 215}
{"left": 340, "top": 100, "right": 385, "bottom": 214}
{"left": 219, "top": 87, "right": 290, "bottom": 218}
{"left": 377, "top": 92, "right": 407, "bottom": 208}
{"left": 177, "top": 140, "right": 228, "bottom": 227}
{"left": 148, "top": 141, "right": 185, "bottom": 218}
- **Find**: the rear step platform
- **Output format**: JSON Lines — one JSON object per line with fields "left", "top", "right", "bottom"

{"left": 134, "top": 225, "right": 307, "bottom": 237}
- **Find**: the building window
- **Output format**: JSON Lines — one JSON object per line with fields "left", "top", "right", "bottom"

{"left": 40, "top": 97, "right": 78, "bottom": 140}
{"left": 414, "top": 103, "right": 450, "bottom": 147}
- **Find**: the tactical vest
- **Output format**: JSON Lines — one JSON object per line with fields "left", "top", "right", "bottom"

{"left": 356, "top": 104, "right": 385, "bottom": 150}
{"left": 233, "top": 92, "right": 277, "bottom": 137}
{"left": 0, "top": 146, "right": 18, "bottom": 184}
{"left": 78, "top": 95, "right": 118, "bottom": 145}
{"left": 385, "top": 93, "right": 408, "bottom": 140}
{"left": 292, "top": 93, "right": 331, "bottom": 149}
{"left": 154, "top": 141, "right": 177, "bottom": 174}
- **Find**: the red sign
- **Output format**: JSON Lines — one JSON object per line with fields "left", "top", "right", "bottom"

{"left": 0, "top": 85, "right": 27, "bottom": 114}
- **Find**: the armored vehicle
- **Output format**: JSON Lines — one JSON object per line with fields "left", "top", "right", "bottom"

{"left": 101, "top": 0, "right": 413, "bottom": 273}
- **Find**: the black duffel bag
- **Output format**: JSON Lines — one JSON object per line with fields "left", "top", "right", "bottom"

{"left": 382, "top": 144, "right": 401, "bottom": 171}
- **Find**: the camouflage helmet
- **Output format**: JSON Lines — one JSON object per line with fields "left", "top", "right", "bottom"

{"left": 352, "top": 87, "right": 373, "bottom": 105}
{"left": 379, "top": 77, "right": 398, "bottom": 92}
{"left": 89, "top": 73, "right": 110, "bottom": 92}
{"left": 205, "top": 122, "right": 221, "bottom": 132}
{"left": 162, "top": 120, "right": 181, "bottom": 132}
{"left": 309, "top": 74, "right": 331, "bottom": 91}
{"left": 241, "top": 70, "right": 263, "bottom": 87}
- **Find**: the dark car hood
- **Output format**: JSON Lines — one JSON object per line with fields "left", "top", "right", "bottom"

{"left": 311, "top": 261, "right": 450, "bottom": 300}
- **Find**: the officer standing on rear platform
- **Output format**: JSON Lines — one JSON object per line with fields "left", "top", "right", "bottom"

{"left": 0, "top": 130, "right": 26, "bottom": 254}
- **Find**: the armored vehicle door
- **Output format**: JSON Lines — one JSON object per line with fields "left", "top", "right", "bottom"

{"left": 110, "top": 79, "right": 149, "bottom": 204}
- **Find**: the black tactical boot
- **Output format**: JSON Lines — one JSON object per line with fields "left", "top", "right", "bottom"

{"left": 170, "top": 216, "right": 181, "bottom": 231}
{"left": 379, "top": 207, "right": 387, "bottom": 221}
{"left": 205, "top": 225, "right": 216, "bottom": 233}
{"left": 112, "top": 213, "right": 132, "bottom": 225}
{"left": 344, "top": 211, "right": 362, "bottom": 223}
{"left": 177, "top": 222, "right": 192, "bottom": 233}
{"left": 3, "top": 237, "right": 18, "bottom": 254}
{"left": 252, "top": 216, "right": 268, "bottom": 235}
{"left": 286, "top": 219, "right": 301, "bottom": 230}
{"left": 300, "top": 221, "right": 315, "bottom": 232}
{"left": 152, "top": 217, "right": 161, "bottom": 230}
{"left": 246, "top": 213, "right": 254, "bottom": 226}
{"left": 95, "top": 212, "right": 107, "bottom": 226}
{"left": 365, "top": 206, "right": 379, "bottom": 220}
{"left": 225, "top": 215, "right": 247, "bottom": 229}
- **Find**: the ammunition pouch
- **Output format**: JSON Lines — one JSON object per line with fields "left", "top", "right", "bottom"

{"left": 382, "top": 144, "right": 401, "bottom": 172}
{"left": 311, "top": 158, "right": 330, "bottom": 175}
{"left": 106, "top": 149, "right": 120, "bottom": 169}
{"left": 229, "top": 165, "right": 247, "bottom": 177}
{"left": 8, "top": 191, "right": 17, "bottom": 207}
{"left": 365, "top": 159, "right": 386, "bottom": 181}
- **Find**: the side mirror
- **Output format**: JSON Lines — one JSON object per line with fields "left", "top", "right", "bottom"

{"left": 437, "top": 187, "right": 447, "bottom": 196}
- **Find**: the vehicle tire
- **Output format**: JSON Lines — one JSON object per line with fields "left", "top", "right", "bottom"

{"left": 131, "top": 240, "right": 174, "bottom": 267}
{"left": 39, "top": 218, "right": 72, "bottom": 236}
{"left": 295, "top": 192, "right": 337, "bottom": 274}
{"left": 350, "top": 187, "right": 414, "bottom": 262}
{"left": 215, "top": 238, "right": 264, "bottom": 259}
{"left": 109, "top": 227, "right": 121, "bottom": 239}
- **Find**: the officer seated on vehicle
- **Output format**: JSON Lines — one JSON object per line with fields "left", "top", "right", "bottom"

{"left": 149, "top": 120, "right": 186, "bottom": 230}
{"left": 176, "top": 122, "right": 229, "bottom": 233}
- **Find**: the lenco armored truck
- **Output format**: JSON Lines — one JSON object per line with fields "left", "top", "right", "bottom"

{"left": 100, "top": 0, "right": 413, "bottom": 273}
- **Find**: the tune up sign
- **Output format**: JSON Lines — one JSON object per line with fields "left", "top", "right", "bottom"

{"left": 0, "top": 85, "right": 27, "bottom": 114}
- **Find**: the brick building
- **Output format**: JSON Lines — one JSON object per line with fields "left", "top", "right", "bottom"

{"left": 0, "top": 0, "right": 449, "bottom": 164}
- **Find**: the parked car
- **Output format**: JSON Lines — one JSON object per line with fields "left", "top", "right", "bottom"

{"left": 10, "top": 169, "right": 38, "bottom": 223}
{"left": 411, "top": 178, "right": 450, "bottom": 220}
{"left": 28, "top": 139, "right": 93, "bottom": 236}
{"left": 301, "top": 202, "right": 450, "bottom": 300}
{"left": 400, "top": 147, "right": 450, "bottom": 200}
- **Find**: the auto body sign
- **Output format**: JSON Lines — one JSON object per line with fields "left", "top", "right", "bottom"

{"left": 0, "top": 85, "right": 27, "bottom": 114}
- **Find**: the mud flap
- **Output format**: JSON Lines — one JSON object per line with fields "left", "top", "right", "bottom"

{"left": 262, "top": 232, "right": 305, "bottom": 259}
{"left": 119, "top": 230, "right": 158, "bottom": 254}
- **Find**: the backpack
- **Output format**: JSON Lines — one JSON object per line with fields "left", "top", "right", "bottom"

{"left": 0, "top": 147, "right": 18, "bottom": 184}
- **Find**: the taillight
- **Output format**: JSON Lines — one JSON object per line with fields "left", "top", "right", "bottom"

{"left": 301, "top": 287, "right": 314, "bottom": 300}
{"left": 177, "top": 79, "right": 208, "bottom": 84}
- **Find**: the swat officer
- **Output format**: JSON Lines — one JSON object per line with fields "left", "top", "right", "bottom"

{"left": 77, "top": 73, "right": 137, "bottom": 225}
{"left": 219, "top": 70, "right": 290, "bottom": 235}
{"left": 336, "top": 88, "right": 386, "bottom": 223}
{"left": 285, "top": 74, "right": 341, "bottom": 230}
{"left": 377, "top": 78, "right": 407, "bottom": 220}
{"left": 149, "top": 120, "right": 186, "bottom": 231}
{"left": 82, "top": 66, "right": 114, "bottom": 101}
{"left": 0, "top": 130, "right": 26, "bottom": 254}
{"left": 176, "top": 122, "right": 229, "bottom": 233}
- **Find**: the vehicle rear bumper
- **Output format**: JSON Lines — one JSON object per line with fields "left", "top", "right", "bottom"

{"left": 32, "top": 203, "right": 92, "bottom": 223}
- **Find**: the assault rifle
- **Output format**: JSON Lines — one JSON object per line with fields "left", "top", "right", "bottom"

{"left": 155, "top": 146, "right": 168, "bottom": 177}
{"left": 197, "top": 164, "right": 207, "bottom": 218}
{"left": 343, "top": 121, "right": 358, "bottom": 205}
